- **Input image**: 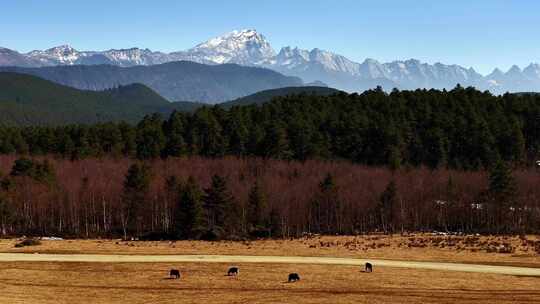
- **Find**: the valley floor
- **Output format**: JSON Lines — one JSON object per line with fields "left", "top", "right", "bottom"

{"left": 0, "top": 234, "right": 539, "bottom": 303}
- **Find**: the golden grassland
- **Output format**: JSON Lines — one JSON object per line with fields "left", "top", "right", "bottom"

{"left": 1, "top": 261, "right": 539, "bottom": 304}
{"left": 0, "top": 234, "right": 539, "bottom": 304}
{"left": 2, "top": 234, "right": 539, "bottom": 266}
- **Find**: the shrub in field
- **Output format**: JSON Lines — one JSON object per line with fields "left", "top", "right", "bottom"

{"left": 14, "top": 238, "right": 41, "bottom": 248}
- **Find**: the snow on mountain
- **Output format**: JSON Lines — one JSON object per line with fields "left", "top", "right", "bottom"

{"left": 272, "top": 47, "right": 361, "bottom": 75}
{"left": 26, "top": 46, "right": 173, "bottom": 67}
{"left": 274, "top": 47, "right": 310, "bottom": 68}
{"left": 187, "top": 29, "right": 275, "bottom": 65}
{"left": 377, "top": 60, "right": 483, "bottom": 89}
{"left": 1, "top": 29, "right": 539, "bottom": 94}
{"left": 100, "top": 48, "right": 171, "bottom": 66}
{"left": 0, "top": 47, "right": 39, "bottom": 67}
{"left": 307, "top": 48, "right": 361, "bottom": 75}
{"left": 27, "top": 44, "right": 80, "bottom": 65}
{"left": 358, "top": 58, "right": 387, "bottom": 78}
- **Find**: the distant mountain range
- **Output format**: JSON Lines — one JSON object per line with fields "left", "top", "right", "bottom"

{"left": 1, "top": 29, "right": 539, "bottom": 95}
{"left": 0, "top": 61, "right": 303, "bottom": 104}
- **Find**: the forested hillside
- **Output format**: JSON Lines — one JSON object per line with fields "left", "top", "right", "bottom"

{"left": 0, "top": 61, "right": 304, "bottom": 103}
{"left": 0, "top": 72, "right": 202, "bottom": 125}
{"left": 1, "top": 86, "right": 539, "bottom": 169}
{"left": 221, "top": 86, "right": 340, "bottom": 108}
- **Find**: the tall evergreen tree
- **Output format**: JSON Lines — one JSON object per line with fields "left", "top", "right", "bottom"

{"left": 247, "top": 180, "right": 267, "bottom": 231}
{"left": 203, "top": 174, "right": 237, "bottom": 238}
{"left": 135, "top": 114, "right": 166, "bottom": 159}
{"left": 120, "top": 163, "right": 151, "bottom": 239}
{"left": 310, "top": 173, "right": 341, "bottom": 234}
{"left": 262, "top": 122, "right": 292, "bottom": 159}
{"left": 378, "top": 180, "right": 397, "bottom": 234}
{"left": 175, "top": 176, "right": 205, "bottom": 239}
{"left": 163, "top": 111, "right": 187, "bottom": 157}
{"left": 487, "top": 159, "right": 517, "bottom": 233}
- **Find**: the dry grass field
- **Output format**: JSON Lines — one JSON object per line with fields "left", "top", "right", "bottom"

{"left": 1, "top": 234, "right": 539, "bottom": 303}
{"left": 0, "top": 262, "right": 539, "bottom": 304}
{"left": 2, "top": 234, "right": 539, "bottom": 266}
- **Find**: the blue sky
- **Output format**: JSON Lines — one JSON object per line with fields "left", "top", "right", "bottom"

{"left": 1, "top": 0, "right": 538, "bottom": 74}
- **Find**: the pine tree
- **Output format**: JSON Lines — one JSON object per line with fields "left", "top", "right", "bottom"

{"left": 424, "top": 128, "right": 448, "bottom": 169}
{"left": 247, "top": 180, "right": 267, "bottom": 231}
{"left": 246, "top": 125, "right": 263, "bottom": 156}
{"left": 165, "top": 176, "right": 181, "bottom": 201}
{"left": 203, "top": 174, "right": 237, "bottom": 238}
{"left": 487, "top": 159, "right": 517, "bottom": 233}
{"left": 262, "top": 122, "right": 292, "bottom": 159}
{"left": 163, "top": 111, "right": 187, "bottom": 157}
{"left": 226, "top": 110, "right": 249, "bottom": 156}
{"left": 268, "top": 207, "right": 282, "bottom": 238}
{"left": 310, "top": 173, "right": 341, "bottom": 234}
{"left": 136, "top": 114, "right": 166, "bottom": 159}
{"left": 120, "top": 163, "right": 151, "bottom": 239}
{"left": 192, "top": 108, "right": 227, "bottom": 157}
{"left": 507, "top": 119, "right": 526, "bottom": 163}
{"left": 378, "top": 180, "right": 397, "bottom": 234}
{"left": 175, "top": 176, "right": 205, "bottom": 239}
{"left": 388, "top": 146, "right": 402, "bottom": 172}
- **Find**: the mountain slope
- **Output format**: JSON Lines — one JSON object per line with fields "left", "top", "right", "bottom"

{"left": 0, "top": 72, "right": 199, "bottom": 125}
{"left": 0, "top": 48, "right": 39, "bottom": 67}
{"left": 222, "top": 86, "right": 342, "bottom": 108}
{"left": 0, "top": 73, "right": 340, "bottom": 125}
{"left": 0, "top": 61, "right": 304, "bottom": 104}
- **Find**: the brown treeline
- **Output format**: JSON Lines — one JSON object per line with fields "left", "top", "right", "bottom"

{"left": 0, "top": 155, "right": 539, "bottom": 238}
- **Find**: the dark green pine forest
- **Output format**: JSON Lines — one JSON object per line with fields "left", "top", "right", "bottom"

{"left": 1, "top": 83, "right": 539, "bottom": 170}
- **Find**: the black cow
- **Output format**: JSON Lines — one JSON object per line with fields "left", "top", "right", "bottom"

{"left": 169, "top": 269, "right": 181, "bottom": 279}
{"left": 227, "top": 267, "right": 239, "bottom": 276}
{"left": 365, "top": 262, "right": 373, "bottom": 273}
{"left": 288, "top": 273, "right": 300, "bottom": 282}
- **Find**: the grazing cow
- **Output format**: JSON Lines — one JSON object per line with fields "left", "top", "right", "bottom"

{"left": 169, "top": 269, "right": 181, "bottom": 279}
{"left": 365, "top": 262, "right": 373, "bottom": 273}
{"left": 227, "top": 267, "right": 239, "bottom": 276}
{"left": 288, "top": 273, "right": 300, "bottom": 282}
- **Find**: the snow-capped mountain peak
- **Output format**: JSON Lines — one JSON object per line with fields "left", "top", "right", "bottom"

{"left": 275, "top": 47, "right": 310, "bottom": 66}
{"left": 28, "top": 44, "right": 80, "bottom": 65}
{"left": 275, "top": 46, "right": 361, "bottom": 75}
{"left": 188, "top": 29, "right": 275, "bottom": 65}
{"left": 44, "top": 44, "right": 77, "bottom": 55}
